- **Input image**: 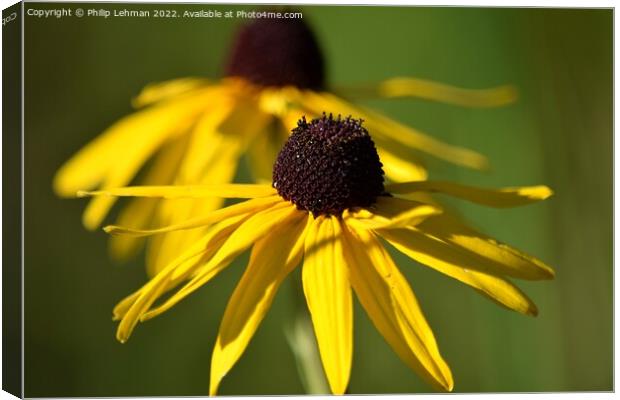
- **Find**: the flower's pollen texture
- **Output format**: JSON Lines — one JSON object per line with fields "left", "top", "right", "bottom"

{"left": 225, "top": 18, "right": 325, "bottom": 89}
{"left": 273, "top": 115, "right": 385, "bottom": 216}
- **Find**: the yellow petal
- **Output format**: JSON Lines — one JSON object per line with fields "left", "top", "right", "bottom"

{"left": 252, "top": 88, "right": 305, "bottom": 181}
{"left": 417, "top": 214, "right": 555, "bottom": 280}
{"left": 302, "top": 216, "right": 353, "bottom": 394}
{"left": 115, "top": 234, "right": 217, "bottom": 342}
{"left": 108, "top": 197, "right": 159, "bottom": 259}
{"left": 298, "top": 91, "right": 488, "bottom": 170}
{"left": 346, "top": 197, "right": 442, "bottom": 230}
{"left": 379, "top": 227, "right": 538, "bottom": 316}
{"left": 139, "top": 203, "right": 302, "bottom": 321}
{"left": 144, "top": 200, "right": 228, "bottom": 278}
{"left": 386, "top": 181, "right": 553, "bottom": 208}
{"left": 209, "top": 215, "right": 309, "bottom": 396}
{"left": 103, "top": 195, "right": 281, "bottom": 237}
{"left": 218, "top": 97, "right": 272, "bottom": 144}
{"left": 247, "top": 121, "right": 289, "bottom": 182}
{"left": 167, "top": 214, "right": 249, "bottom": 284}
{"left": 132, "top": 77, "right": 210, "bottom": 108}
{"left": 257, "top": 86, "right": 302, "bottom": 117}
{"left": 112, "top": 291, "right": 141, "bottom": 321}
{"left": 282, "top": 107, "right": 309, "bottom": 131}
{"left": 375, "top": 77, "right": 518, "bottom": 108}
{"left": 377, "top": 148, "right": 428, "bottom": 182}
{"left": 174, "top": 99, "right": 236, "bottom": 184}
{"left": 78, "top": 183, "right": 277, "bottom": 199}
{"left": 342, "top": 223, "right": 453, "bottom": 392}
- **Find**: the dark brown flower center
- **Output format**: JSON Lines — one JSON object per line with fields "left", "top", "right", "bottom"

{"left": 272, "top": 115, "right": 385, "bottom": 216}
{"left": 224, "top": 17, "right": 325, "bottom": 90}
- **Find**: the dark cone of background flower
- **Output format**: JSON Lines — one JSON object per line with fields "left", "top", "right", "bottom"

{"left": 273, "top": 115, "right": 385, "bottom": 216}
{"left": 224, "top": 17, "right": 325, "bottom": 89}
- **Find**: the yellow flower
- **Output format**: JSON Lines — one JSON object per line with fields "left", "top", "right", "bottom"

{"left": 54, "top": 17, "right": 516, "bottom": 275}
{"left": 79, "top": 115, "right": 554, "bottom": 395}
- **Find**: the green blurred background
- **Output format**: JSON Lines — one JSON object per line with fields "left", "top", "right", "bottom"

{"left": 23, "top": 4, "right": 612, "bottom": 396}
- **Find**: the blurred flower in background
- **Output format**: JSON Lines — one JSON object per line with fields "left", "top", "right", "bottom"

{"left": 79, "top": 115, "right": 554, "bottom": 394}
{"left": 53, "top": 16, "right": 516, "bottom": 277}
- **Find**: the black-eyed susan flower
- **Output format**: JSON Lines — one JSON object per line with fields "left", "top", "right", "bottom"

{"left": 55, "top": 16, "right": 517, "bottom": 275}
{"left": 79, "top": 115, "right": 554, "bottom": 395}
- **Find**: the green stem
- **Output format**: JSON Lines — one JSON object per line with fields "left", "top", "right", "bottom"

{"left": 284, "top": 273, "right": 330, "bottom": 395}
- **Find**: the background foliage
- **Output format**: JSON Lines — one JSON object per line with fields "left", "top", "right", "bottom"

{"left": 24, "top": 4, "right": 612, "bottom": 396}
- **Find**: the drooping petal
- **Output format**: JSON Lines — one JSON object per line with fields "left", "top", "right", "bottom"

{"left": 342, "top": 223, "right": 453, "bottom": 392}
{"left": 103, "top": 196, "right": 281, "bottom": 237}
{"left": 372, "top": 77, "right": 517, "bottom": 107}
{"left": 386, "top": 181, "right": 553, "bottom": 208}
{"left": 378, "top": 227, "right": 538, "bottom": 316}
{"left": 132, "top": 77, "right": 211, "bottom": 108}
{"left": 417, "top": 214, "right": 555, "bottom": 280}
{"left": 112, "top": 213, "right": 246, "bottom": 322}
{"left": 209, "top": 214, "right": 309, "bottom": 396}
{"left": 112, "top": 291, "right": 141, "bottom": 321}
{"left": 114, "top": 213, "right": 248, "bottom": 342}
{"left": 138, "top": 202, "right": 301, "bottom": 320}
{"left": 78, "top": 183, "right": 277, "bottom": 199}
{"left": 302, "top": 216, "right": 353, "bottom": 394}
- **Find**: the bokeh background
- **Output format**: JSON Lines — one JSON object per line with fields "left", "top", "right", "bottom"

{"left": 23, "top": 4, "right": 612, "bottom": 396}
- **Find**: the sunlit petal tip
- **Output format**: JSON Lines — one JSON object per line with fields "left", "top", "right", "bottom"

{"left": 445, "top": 377, "right": 455, "bottom": 392}
{"left": 517, "top": 185, "right": 553, "bottom": 200}
{"left": 430, "top": 364, "right": 453, "bottom": 392}
{"left": 76, "top": 190, "right": 91, "bottom": 198}
{"left": 115, "top": 330, "right": 129, "bottom": 344}
{"left": 81, "top": 212, "right": 101, "bottom": 231}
